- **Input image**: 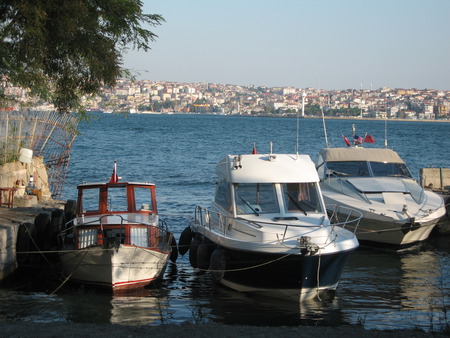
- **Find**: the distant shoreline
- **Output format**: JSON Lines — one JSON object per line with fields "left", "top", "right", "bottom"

{"left": 111, "top": 111, "right": 450, "bottom": 123}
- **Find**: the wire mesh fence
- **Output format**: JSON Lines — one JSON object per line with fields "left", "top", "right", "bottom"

{"left": 0, "top": 110, "right": 79, "bottom": 199}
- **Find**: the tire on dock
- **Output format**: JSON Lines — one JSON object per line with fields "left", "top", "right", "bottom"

{"left": 16, "top": 222, "right": 36, "bottom": 266}
{"left": 34, "top": 212, "right": 52, "bottom": 251}
{"left": 64, "top": 199, "right": 77, "bottom": 225}
{"left": 50, "top": 208, "right": 66, "bottom": 247}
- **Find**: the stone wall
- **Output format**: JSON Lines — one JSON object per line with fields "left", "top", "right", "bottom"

{"left": 0, "top": 156, "right": 52, "bottom": 204}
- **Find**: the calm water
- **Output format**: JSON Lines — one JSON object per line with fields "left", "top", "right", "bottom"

{"left": 1, "top": 114, "right": 450, "bottom": 331}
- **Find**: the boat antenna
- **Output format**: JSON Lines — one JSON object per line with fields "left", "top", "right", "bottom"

{"left": 318, "top": 89, "right": 329, "bottom": 148}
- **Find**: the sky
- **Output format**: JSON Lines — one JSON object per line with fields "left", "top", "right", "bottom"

{"left": 123, "top": 0, "right": 450, "bottom": 90}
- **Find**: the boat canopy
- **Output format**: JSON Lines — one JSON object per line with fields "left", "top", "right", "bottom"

{"left": 319, "top": 147, "right": 405, "bottom": 163}
{"left": 216, "top": 154, "right": 319, "bottom": 184}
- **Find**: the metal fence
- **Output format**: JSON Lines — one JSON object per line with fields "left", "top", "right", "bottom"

{"left": 0, "top": 110, "right": 79, "bottom": 199}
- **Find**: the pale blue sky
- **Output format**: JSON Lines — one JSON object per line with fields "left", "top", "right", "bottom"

{"left": 123, "top": 0, "right": 450, "bottom": 90}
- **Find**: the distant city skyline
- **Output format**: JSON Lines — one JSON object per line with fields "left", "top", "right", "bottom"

{"left": 123, "top": 0, "right": 450, "bottom": 91}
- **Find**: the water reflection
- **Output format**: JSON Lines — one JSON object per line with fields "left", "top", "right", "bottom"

{"left": 1, "top": 237, "right": 449, "bottom": 330}
{"left": 111, "top": 289, "right": 171, "bottom": 325}
{"left": 338, "top": 239, "right": 450, "bottom": 331}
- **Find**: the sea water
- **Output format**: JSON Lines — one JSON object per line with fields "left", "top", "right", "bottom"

{"left": 1, "top": 113, "right": 449, "bottom": 331}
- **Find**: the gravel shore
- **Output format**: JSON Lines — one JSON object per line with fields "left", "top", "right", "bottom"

{"left": 1, "top": 322, "right": 446, "bottom": 337}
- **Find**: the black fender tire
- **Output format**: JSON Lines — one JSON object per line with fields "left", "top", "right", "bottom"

{"left": 178, "top": 226, "right": 193, "bottom": 256}
{"left": 16, "top": 222, "right": 36, "bottom": 266}
{"left": 64, "top": 200, "right": 77, "bottom": 225}
{"left": 34, "top": 212, "right": 52, "bottom": 251}
{"left": 209, "top": 248, "right": 226, "bottom": 283}
{"left": 169, "top": 234, "right": 178, "bottom": 263}
{"left": 188, "top": 236, "right": 200, "bottom": 268}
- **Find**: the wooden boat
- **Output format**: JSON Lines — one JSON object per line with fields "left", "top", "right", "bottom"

{"left": 179, "top": 147, "right": 361, "bottom": 301}
{"left": 59, "top": 162, "right": 176, "bottom": 290}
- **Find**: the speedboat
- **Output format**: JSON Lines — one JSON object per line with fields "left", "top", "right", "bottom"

{"left": 59, "top": 162, "right": 177, "bottom": 290}
{"left": 179, "top": 147, "right": 361, "bottom": 301}
{"left": 316, "top": 138, "right": 446, "bottom": 247}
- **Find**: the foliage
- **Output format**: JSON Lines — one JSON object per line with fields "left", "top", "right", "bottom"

{"left": 0, "top": 0, "right": 164, "bottom": 116}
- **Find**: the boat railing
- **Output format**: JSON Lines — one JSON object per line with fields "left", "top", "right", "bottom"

{"left": 194, "top": 206, "right": 229, "bottom": 235}
{"left": 59, "top": 213, "right": 171, "bottom": 251}
{"left": 194, "top": 205, "right": 362, "bottom": 239}
{"left": 326, "top": 204, "right": 363, "bottom": 235}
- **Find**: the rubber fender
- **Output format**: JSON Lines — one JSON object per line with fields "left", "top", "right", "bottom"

{"left": 178, "top": 226, "right": 193, "bottom": 256}
{"left": 197, "top": 238, "right": 216, "bottom": 270}
{"left": 34, "top": 212, "right": 52, "bottom": 251}
{"left": 197, "top": 242, "right": 211, "bottom": 270}
{"left": 209, "top": 248, "right": 226, "bottom": 283}
{"left": 50, "top": 208, "right": 66, "bottom": 247}
{"left": 169, "top": 234, "right": 178, "bottom": 263}
{"left": 16, "top": 222, "right": 36, "bottom": 266}
{"left": 189, "top": 236, "right": 200, "bottom": 268}
{"left": 64, "top": 200, "right": 77, "bottom": 224}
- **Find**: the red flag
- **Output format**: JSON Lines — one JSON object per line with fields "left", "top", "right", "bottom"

{"left": 252, "top": 143, "right": 258, "bottom": 154}
{"left": 109, "top": 161, "right": 119, "bottom": 183}
{"left": 343, "top": 135, "right": 351, "bottom": 146}
{"left": 364, "top": 134, "right": 375, "bottom": 143}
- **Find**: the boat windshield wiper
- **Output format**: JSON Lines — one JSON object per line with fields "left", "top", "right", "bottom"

{"left": 237, "top": 195, "right": 260, "bottom": 216}
{"left": 286, "top": 193, "right": 307, "bottom": 215}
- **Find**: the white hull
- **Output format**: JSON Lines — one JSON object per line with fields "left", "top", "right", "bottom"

{"left": 60, "top": 244, "right": 169, "bottom": 289}
{"left": 322, "top": 189, "right": 445, "bottom": 246}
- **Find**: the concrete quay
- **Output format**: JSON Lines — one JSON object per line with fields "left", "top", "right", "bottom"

{"left": 0, "top": 199, "right": 74, "bottom": 280}
{"left": 0, "top": 156, "right": 75, "bottom": 280}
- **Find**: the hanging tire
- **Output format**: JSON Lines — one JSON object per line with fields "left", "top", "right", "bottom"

{"left": 34, "top": 212, "right": 52, "bottom": 251}
{"left": 50, "top": 208, "right": 66, "bottom": 247}
{"left": 64, "top": 199, "right": 77, "bottom": 226}
{"left": 178, "top": 226, "right": 193, "bottom": 256}
{"left": 169, "top": 234, "right": 178, "bottom": 263}
{"left": 209, "top": 248, "right": 226, "bottom": 283}
{"left": 197, "top": 238, "right": 215, "bottom": 270}
{"left": 16, "top": 222, "right": 36, "bottom": 266}
{"left": 188, "top": 236, "right": 200, "bottom": 268}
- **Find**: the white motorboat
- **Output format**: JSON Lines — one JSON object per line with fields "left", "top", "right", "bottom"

{"left": 316, "top": 132, "right": 446, "bottom": 247}
{"left": 179, "top": 147, "right": 361, "bottom": 301}
{"left": 59, "top": 162, "right": 177, "bottom": 291}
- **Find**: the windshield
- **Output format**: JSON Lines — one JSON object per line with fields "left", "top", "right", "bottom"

{"left": 282, "top": 182, "right": 323, "bottom": 214}
{"left": 234, "top": 183, "right": 279, "bottom": 215}
{"left": 326, "top": 161, "right": 369, "bottom": 177}
{"left": 369, "top": 161, "right": 411, "bottom": 177}
{"left": 326, "top": 161, "right": 411, "bottom": 178}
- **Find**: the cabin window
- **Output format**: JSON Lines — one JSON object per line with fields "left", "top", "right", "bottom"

{"left": 234, "top": 183, "right": 279, "bottom": 215}
{"left": 135, "top": 187, "right": 154, "bottom": 211}
{"left": 214, "top": 179, "right": 231, "bottom": 211}
{"left": 326, "top": 161, "right": 370, "bottom": 177}
{"left": 369, "top": 162, "right": 411, "bottom": 178}
{"left": 107, "top": 186, "right": 128, "bottom": 212}
{"left": 282, "top": 183, "right": 323, "bottom": 213}
{"left": 81, "top": 187, "right": 100, "bottom": 213}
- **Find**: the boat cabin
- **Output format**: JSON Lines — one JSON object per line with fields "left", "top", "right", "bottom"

{"left": 317, "top": 148, "right": 412, "bottom": 180}
{"left": 76, "top": 182, "right": 158, "bottom": 216}
{"left": 213, "top": 154, "right": 325, "bottom": 217}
